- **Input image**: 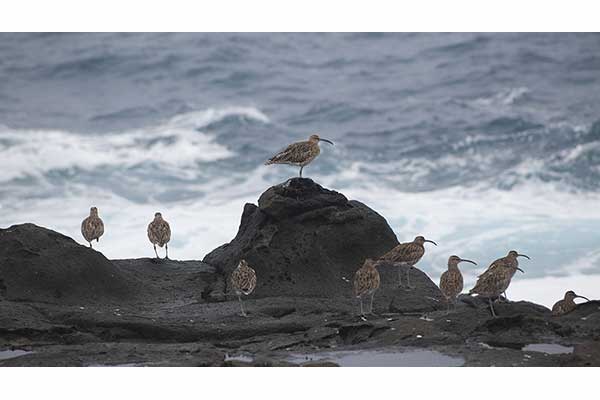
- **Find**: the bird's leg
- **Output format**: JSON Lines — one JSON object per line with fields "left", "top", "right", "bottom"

{"left": 368, "top": 292, "right": 376, "bottom": 315}
{"left": 165, "top": 244, "right": 169, "bottom": 260}
{"left": 502, "top": 291, "right": 509, "bottom": 302}
{"left": 359, "top": 297, "right": 364, "bottom": 317}
{"left": 488, "top": 298, "right": 497, "bottom": 318}
{"left": 238, "top": 294, "right": 247, "bottom": 317}
{"left": 398, "top": 266, "right": 403, "bottom": 288}
{"left": 89, "top": 242, "right": 93, "bottom": 249}
{"left": 406, "top": 266, "right": 414, "bottom": 289}
{"left": 299, "top": 166, "right": 304, "bottom": 178}
{"left": 153, "top": 244, "right": 159, "bottom": 259}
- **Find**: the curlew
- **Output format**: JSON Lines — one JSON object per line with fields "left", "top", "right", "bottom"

{"left": 353, "top": 258, "right": 381, "bottom": 318}
{"left": 469, "top": 250, "right": 529, "bottom": 317}
{"left": 552, "top": 290, "right": 589, "bottom": 316}
{"left": 230, "top": 259, "right": 257, "bottom": 317}
{"left": 379, "top": 236, "right": 437, "bottom": 289}
{"left": 147, "top": 212, "right": 171, "bottom": 259}
{"left": 439, "top": 255, "right": 477, "bottom": 312}
{"left": 264, "top": 134, "right": 334, "bottom": 177}
{"left": 81, "top": 206, "right": 104, "bottom": 248}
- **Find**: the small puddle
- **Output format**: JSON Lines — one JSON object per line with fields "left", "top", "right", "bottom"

{"left": 287, "top": 349, "right": 464, "bottom": 367}
{"left": 0, "top": 349, "right": 33, "bottom": 361}
{"left": 225, "top": 354, "right": 254, "bottom": 363}
{"left": 522, "top": 343, "right": 574, "bottom": 355}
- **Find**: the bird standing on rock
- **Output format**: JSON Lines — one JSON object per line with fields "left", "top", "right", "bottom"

{"left": 265, "top": 134, "right": 334, "bottom": 177}
{"left": 230, "top": 259, "right": 257, "bottom": 317}
{"left": 81, "top": 206, "right": 104, "bottom": 248}
{"left": 378, "top": 236, "right": 437, "bottom": 289}
{"left": 147, "top": 212, "right": 171, "bottom": 259}
{"left": 469, "top": 250, "right": 529, "bottom": 317}
{"left": 353, "top": 259, "right": 381, "bottom": 318}
{"left": 439, "top": 255, "right": 477, "bottom": 311}
{"left": 552, "top": 290, "right": 590, "bottom": 316}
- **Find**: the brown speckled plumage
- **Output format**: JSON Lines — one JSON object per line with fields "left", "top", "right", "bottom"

{"left": 265, "top": 134, "right": 333, "bottom": 177}
{"left": 469, "top": 250, "right": 529, "bottom": 317}
{"left": 439, "top": 255, "right": 476, "bottom": 311}
{"left": 147, "top": 212, "right": 171, "bottom": 259}
{"left": 81, "top": 207, "right": 104, "bottom": 248}
{"left": 379, "top": 235, "right": 437, "bottom": 288}
{"left": 353, "top": 259, "right": 380, "bottom": 317}
{"left": 231, "top": 259, "right": 257, "bottom": 317}
{"left": 552, "top": 290, "right": 589, "bottom": 316}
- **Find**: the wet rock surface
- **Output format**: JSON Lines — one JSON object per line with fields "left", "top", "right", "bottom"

{"left": 1, "top": 180, "right": 600, "bottom": 367}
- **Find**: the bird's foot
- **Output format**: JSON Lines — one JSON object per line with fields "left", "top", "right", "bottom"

{"left": 359, "top": 315, "right": 368, "bottom": 322}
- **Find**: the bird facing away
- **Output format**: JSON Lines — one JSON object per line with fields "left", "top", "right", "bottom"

{"left": 353, "top": 258, "right": 381, "bottom": 318}
{"left": 81, "top": 206, "right": 104, "bottom": 248}
{"left": 552, "top": 290, "right": 590, "bottom": 316}
{"left": 230, "top": 259, "right": 257, "bottom": 317}
{"left": 469, "top": 250, "right": 529, "bottom": 317}
{"left": 439, "top": 255, "right": 477, "bottom": 311}
{"left": 264, "top": 134, "right": 334, "bottom": 177}
{"left": 378, "top": 236, "right": 437, "bottom": 289}
{"left": 147, "top": 212, "right": 171, "bottom": 259}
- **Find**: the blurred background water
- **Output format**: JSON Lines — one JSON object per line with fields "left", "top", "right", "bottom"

{"left": 1, "top": 33, "right": 599, "bottom": 305}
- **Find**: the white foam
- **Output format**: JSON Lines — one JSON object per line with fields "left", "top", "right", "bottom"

{"left": 0, "top": 106, "right": 269, "bottom": 182}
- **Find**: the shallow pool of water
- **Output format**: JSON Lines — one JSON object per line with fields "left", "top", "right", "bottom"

{"left": 522, "top": 343, "right": 574, "bottom": 355}
{"left": 287, "top": 349, "right": 464, "bottom": 367}
{"left": 0, "top": 349, "right": 33, "bottom": 361}
{"left": 225, "top": 354, "right": 254, "bottom": 363}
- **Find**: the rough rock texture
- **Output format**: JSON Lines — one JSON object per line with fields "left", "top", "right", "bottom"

{"left": 204, "top": 178, "right": 400, "bottom": 300}
{"left": 0, "top": 224, "right": 137, "bottom": 304}
{"left": 2, "top": 183, "right": 600, "bottom": 367}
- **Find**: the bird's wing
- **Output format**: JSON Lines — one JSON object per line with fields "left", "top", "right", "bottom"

{"left": 266, "top": 141, "right": 312, "bottom": 164}
{"left": 160, "top": 221, "right": 171, "bottom": 241}
{"left": 381, "top": 242, "right": 424, "bottom": 263}
{"left": 551, "top": 300, "right": 563, "bottom": 315}
{"left": 478, "top": 257, "right": 508, "bottom": 277}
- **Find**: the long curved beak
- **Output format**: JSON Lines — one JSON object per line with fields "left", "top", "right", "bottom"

{"left": 319, "top": 138, "right": 334, "bottom": 145}
{"left": 517, "top": 253, "right": 530, "bottom": 260}
{"left": 425, "top": 239, "right": 437, "bottom": 246}
{"left": 516, "top": 267, "right": 525, "bottom": 273}
{"left": 575, "top": 295, "right": 590, "bottom": 301}
{"left": 459, "top": 259, "right": 477, "bottom": 265}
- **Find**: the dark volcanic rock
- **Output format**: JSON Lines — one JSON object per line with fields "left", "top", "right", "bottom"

{"left": 0, "top": 224, "right": 136, "bottom": 304}
{"left": 203, "top": 178, "right": 400, "bottom": 300}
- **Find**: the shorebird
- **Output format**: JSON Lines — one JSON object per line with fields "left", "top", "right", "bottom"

{"left": 552, "top": 290, "right": 590, "bottom": 316}
{"left": 230, "top": 259, "right": 257, "bottom": 317}
{"left": 378, "top": 236, "right": 437, "bottom": 289}
{"left": 264, "top": 134, "right": 334, "bottom": 177}
{"left": 353, "top": 259, "right": 381, "bottom": 318}
{"left": 81, "top": 206, "right": 104, "bottom": 248}
{"left": 147, "top": 212, "right": 171, "bottom": 259}
{"left": 469, "top": 250, "right": 529, "bottom": 317}
{"left": 439, "top": 255, "right": 477, "bottom": 311}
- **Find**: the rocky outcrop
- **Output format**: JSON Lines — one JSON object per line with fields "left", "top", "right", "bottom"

{"left": 204, "top": 178, "right": 397, "bottom": 298}
{"left": 0, "top": 224, "right": 137, "bottom": 304}
{"left": 1, "top": 184, "right": 600, "bottom": 367}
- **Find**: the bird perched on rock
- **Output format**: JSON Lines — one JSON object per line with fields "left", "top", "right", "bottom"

{"left": 353, "top": 259, "right": 381, "bottom": 318}
{"left": 265, "top": 134, "right": 334, "bottom": 177}
{"left": 469, "top": 250, "right": 529, "bottom": 317}
{"left": 378, "top": 236, "right": 437, "bottom": 289}
{"left": 552, "top": 290, "right": 590, "bottom": 316}
{"left": 81, "top": 206, "right": 104, "bottom": 248}
{"left": 439, "top": 255, "right": 477, "bottom": 311}
{"left": 147, "top": 212, "right": 171, "bottom": 259}
{"left": 230, "top": 259, "right": 257, "bottom": 317}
